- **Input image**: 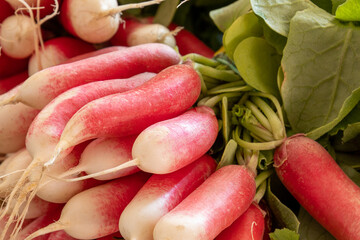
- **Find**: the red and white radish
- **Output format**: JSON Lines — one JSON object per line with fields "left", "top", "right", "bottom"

{"left": 153, "top": 164, "right": 256, "bottom": 240}
{"left": 15, "top": 206, "right": 63, "bottom": 240}
{"left": 119, "top": 154, "right": 217, "bottom": 240}
{"left": 28, "top": 36, "right": 95, "bottom": 75}
{"left": 215, "top": 202, "right": 266, "bottom": 240}
{"left": 0, "top": 87, "right": 39, "bottom": 154}
{"left": 24, "top": 172, "right": 151, "bottom": 239}
{"left": 274, "top": 135, "right": 360, "bottom": 240}
{"left": 0, "top": 14, "right": 36, "bottom": 59}
{"left": 47, "top": 63, "right": 202, "bottom": 169}
{"left": 59, "top": 0, "right": 162, "bottom": 43}
{"left": 2, "top": 43, "right": 180, "bottom": 109}
{"left": 0, "top": 71, "right": 28, "bottom": 94}
{"left": 59, "top": 135, "right": 140, "bottom": 181}
{"left": 110, "top": 17, "right": 176, "bottom": 47}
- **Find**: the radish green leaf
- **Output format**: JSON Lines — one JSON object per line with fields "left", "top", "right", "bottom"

{"left": 335, "top": 0, "right": 360, "bottom": 21}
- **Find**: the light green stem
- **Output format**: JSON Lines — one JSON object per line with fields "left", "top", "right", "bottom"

{"left": 182, "top": 53, "right": 219, "bottom": 67}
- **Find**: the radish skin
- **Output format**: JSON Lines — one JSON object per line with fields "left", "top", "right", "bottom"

{"left": 3, "top": 43, "right": 179, "bottom": 109}
{"left": 25, "top": 172, "right": 151, "bottom": 239}
{"left": 0, "top": 14, "right": 36, "bottom": 59}
{"left": 0, "top": 71, "right": 28, "bottom": 94}
{"left": 48, "top": 230, "right": 77, "bottom": 240}
{"left": 215, "top": 203, "right": 265, "bottom": 240}
{"left": 274, "top": 135, "right": 360, "bottom": 240}
{"left": 48, "top": 63, "right": 201, "bottom": 167}
{"left": 0, "top": 0, "right": 13, "bottom": 23}
{"left": 28, "top": 36, "right": 95, "bottom": 75}
{"left": 110, "top": 18, "right": 176, "bottom": 47}
{"left": 0, "top": 52, "right": 28, "bottom": 78}
{"left": 119, "top": 154, "right": 217, "bottom": 240}
{"left": 96, "top": 232, "right": 123, "bottom": 240}
{"left": 0, "top": 87, "right": 39, "bottom": 153}
{"left": 61, "top": 136, "right": 140, "bottom": 181}
{"left": 63, "top": 46, "right": 126, "bottom": 64}
{"left": 153, "top": 164, "right": 256, "bottom": 240}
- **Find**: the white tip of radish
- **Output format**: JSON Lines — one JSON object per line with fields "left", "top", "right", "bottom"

{"left": 127, "top": 24, "right": 176, "bottom": 48}
{"left": 0, "top": 15, "right": 35, "bottom": 59}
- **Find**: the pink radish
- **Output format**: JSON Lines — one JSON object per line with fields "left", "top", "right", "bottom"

{"left": 28, "top": 36, "right": 95, "bottom": 75}
{"left": 36, "top": 142, "right": 103, "bottom": 204}
{"left": 5, "top": 0, "right": 61, "bottom": 19}
{"left": 59, "top": 0, "right": 162, "bottom": 43}
{"left": 110, "top": 17, "right": 176, "bottom": 47}
{"left": 2, "top": 43, "right": 180, "bottom": 109}
{"left": 58, "top": 135, "right": 140, "bottom": 181}
{"left": 16, "top": 206, "right": 63, "bottom": 240}
{"left": 0, "top": 14, "right": 36, "bottom": 59}
{"left": 0, "top": 74, "right": 153, "bottom": 237}
{"left": 63, "top": 45, "right": 126, "bottom": 64}
{"left": 274, "top": 135, "right": 360, "bottom": 240}
{"left": 55, "top": 106, "right": 217, "bottom": 180}
{"left": 24, "top": 172, "right": 151, "bottom": 239}
{"left": 215, "top": 203, "right": 265, "bottom": 240}
{"left": 119, "top": 154, "right": 217, "bottom": 240}
{"left": 47, "top": 63, "right": 202, "bottom": 169}
{"left": 48, "top": 230, "right": 77, "bottom": 240}
{"left": 0, "top": 52, "right": 28, "bottom": 78}
{"left": 0, "top": 71, "right": 28, "bottom": 94}
{"left": 153, "top": 164, "right": 256, "bottom": 240}
{"left": 0, "top": 87, "right": 39, "bottom": 154}
{"left": 0, "top": 0, "right": 13, "bottom": 23}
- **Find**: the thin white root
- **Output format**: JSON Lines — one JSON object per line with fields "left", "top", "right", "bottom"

{"left": 47, "top": 159, "right": 140, "bottom": 182}
{"left": 24, "top": 221, "right": 66, "bottom": 240}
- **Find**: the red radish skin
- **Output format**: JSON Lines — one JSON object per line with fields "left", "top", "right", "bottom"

{"left": 96, "top": 232, "right": 123, "bottom": 240}
{"left": 0, "top": 0, "right": 13, "bottom": 23}
{"left": 28, "top": 36, "right": 95, "bottom": 75}
{"left": 5, "top": 0, "right": 61, "bottom": 19}
{"left": 110, "top": 18, "right": 176, "bottom": 47}
{"left": 48, "top": 230, "right": 77, "bottom": 240}
{"left": 61, "top": 136, "right": 140, "bottom": 181}
{"left": 274, "top": 135, "right": 360, "bottom": 240}
{"left": 0, "top": 15, "right": 36, "bottom": 59}
{"left": 168, "top": 23, "right": 214, "bottom": 58}
{"left": 0, "top": 52, "right": 29, "bottom": 79}
{"left": 49, "top": 63, "right": 201, "bottom": 166}
{"left": 215, "top": 203, "right": 265, "bottom": 240}
{"left": 153, "top": 164, "right": 256, "bottom": 240}
{"left": 4, "top": 43, "right": 180, "bottom": 109}
{"left": 0, "top": 215, "right": 33, "bottom": 240}
{"left": 119, "top": 154, "right": 217, "bottom": 240}
{"left": 63, "top": 46, "right": 126, "bottom": 64}
{"left": 24, "top": 172, "right": 151, "bottom": 240}
{"left": 17, "top": 206, "right": 63, "bottom": 240}
{"left": 0, "top": 71, "right": 28, "bottom": 94}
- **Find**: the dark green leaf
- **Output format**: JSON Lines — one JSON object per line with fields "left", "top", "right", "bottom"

{"left": 281, "top": 7, "right": 360, "bottom": 136}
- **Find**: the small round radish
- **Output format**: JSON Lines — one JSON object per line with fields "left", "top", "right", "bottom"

{"left": 111, "top": 18, "right": 176, "bottom": 47}
{"left": 119, "top": 154, "right": 217, "bottom": 240}
{"left": 153, "top": 164, "right": 256, "bottom": 240}
{"left": 60, "top": 135, "right": 140, "bottom": 181}
{"left": 24, "top": 172, "right": 151, "bottom": 239}
{"left": 59, "top": 0, "right": 162, "bottom": 43}
{"left": 215, "top": 203, "right": 266, "bottom": 240}
{"left": 274, "top": 135, "right": 360, "bottom": 240}
{"left": 28, "top": 36, "right": 95, "bottom": 75}
{"left": 0, "top": 14, "right": 36, "bottom": 59}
